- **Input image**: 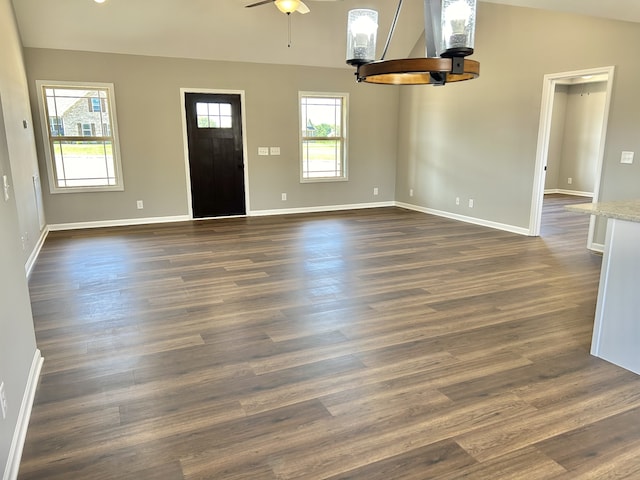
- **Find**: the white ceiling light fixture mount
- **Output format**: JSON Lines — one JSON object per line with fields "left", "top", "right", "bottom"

{"left": 347, "top": 0, "right": 480, "bottom": 85}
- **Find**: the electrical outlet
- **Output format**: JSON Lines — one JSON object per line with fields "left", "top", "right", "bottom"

{"left": 0, "top": 382, "right": 7, "bottom": 420}
{"left": 409, "top": 189, "right": 414, "bottom": 197}
{"left": 136, "top": 200, "right": 144, "bottom": 209}
{"left": 281, "top": 193, "right": 287, "bottom": 201}
{"left": 567, "top": 177, "right": 573, "bottom": 185}
{"left": 468, "top": 199, "right": 474, "bottom": 208}
{"left": 456, "top": 197, "right": 460, "bottom": 205}
{"left": 621, "top": 151, "right": 634, "bottom": 164}
{"left": 373, "top": 187, "right": 379, "bottom": 196}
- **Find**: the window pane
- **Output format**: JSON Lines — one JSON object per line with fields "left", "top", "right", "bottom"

{"left": 44, "top": 87, "right": 111, "bottom": 135}
{"left": 195, "top": 102, "right": 233, "bottom": 129}
{"left": 302, "top": 139, "right": 342, "bottom": 178}
{"left": 53, "top": 140, "right": 115, "bottom": 187}
{"left": 301, "top": 96, "right": 342, "bottom": 138}
{"left": 196, "top": 103, "right": 208, "bottom": 115}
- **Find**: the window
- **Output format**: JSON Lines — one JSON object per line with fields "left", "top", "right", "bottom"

{"left": 48, "top": 116, "right": 64, "bottom": 136}
{"left": 36, "top": 81, "right": 124, "bottom": 193}
{"left": 78, "top": 123, "right": 96, "bottom": 136}
{"left": 196, "top": 102, "right": 232, "bottom": 128}
{"left": 299, "top": 92, "right": 348, "bottom": 182}
{"left": 88, "top": 97, "right": 106, "bottom": 112}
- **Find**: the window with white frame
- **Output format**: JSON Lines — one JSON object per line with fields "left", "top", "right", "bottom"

{"left": 299, "top": 92, "right": 348, "bottom": 181}
{"left": 36, "top": 81, "right": 124, "bottom": 193}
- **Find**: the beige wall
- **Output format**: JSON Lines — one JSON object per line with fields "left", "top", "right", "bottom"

{"left": 0, "top": 2, "right": 43, "bottom": 260}
{"left": 545, "top": 84, "right": 568, "bottom": 191}
{"left": 23, "top": 49, "right": 399, "bottom": 225}
{"left": 546, "top": 81, "right": 607, "bottom": 194}
{"left": 0, "top": 0, "right": 39, "bottom": 473}
{"left": 559, "top": 82, "right": 607, "bottom": 194}
{"left": 396, "top": 3, "right": 640, "bottom": 239}
{"left": 18, "top": 3, "right": 640, "bottom": 235}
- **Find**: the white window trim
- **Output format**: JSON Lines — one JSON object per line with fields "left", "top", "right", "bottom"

{"left": 299, "top": 91, "right": 349, "bottom": 183}
{"left": 35, "top": 80, "right": 125, "bottom": 194}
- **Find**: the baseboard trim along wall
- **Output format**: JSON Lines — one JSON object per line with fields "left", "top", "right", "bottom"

{"left": 249, "top": 201, "right": 396, "bottom": 217}
{"left": 396, "top": 202, "right": 531, "bottom": 236}
{"left": 48, "top": 215, "right": 191, "bottom": 231}
{"left": 544, "top": 189, "right": 594, "bottom": 198}
{"left": 45, "top": 205, "right": 531, "bottom": 236}
{"left": 25, "top": 226, "right": 49, "bottom": 278}
{"left": 591, "top": 242, "right": 605, "bottom": 253}
{"left": 3, "top": 350, "right": 43, "bottom": 480}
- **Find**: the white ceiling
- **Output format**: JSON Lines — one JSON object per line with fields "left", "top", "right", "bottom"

{"left": 12, "top": 0, "right": 640, "bottom": 70}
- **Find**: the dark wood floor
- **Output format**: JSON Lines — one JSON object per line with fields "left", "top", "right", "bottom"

{"left": 19, "top": 195, "right": 640, "bottom": 479}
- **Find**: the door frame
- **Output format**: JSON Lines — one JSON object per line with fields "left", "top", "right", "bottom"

{"left": 180, "top": 88, "right": 250, "bottom": 219}
{"left": 529, "top": 66, "right": 615, "bottom": 249}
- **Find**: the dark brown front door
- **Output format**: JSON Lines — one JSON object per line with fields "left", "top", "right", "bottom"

{"left": 184, "top": 92, "right": 246, "bottom": 218}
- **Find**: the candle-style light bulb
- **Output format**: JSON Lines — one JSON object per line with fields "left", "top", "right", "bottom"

{"left": 346, "top": 9, "right": 379, "bottom": 66}
{"left": 441, "top": 0, "right": 476, "bottom": 58}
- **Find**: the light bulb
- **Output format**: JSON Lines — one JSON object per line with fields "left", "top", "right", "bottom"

{"left": 346, "top": 9, "right": 378, "bottom": 65}
{"left": 441, "top": 0, "right": 476, "bottom": 58}
{"left": 274, "top": 0, "right": 301, "bottom": 14}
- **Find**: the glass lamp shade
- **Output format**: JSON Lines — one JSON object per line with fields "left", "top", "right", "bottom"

{"left": 275, "top": 0, "right": 301, "bottom": 14}
{"left": 346, "top": 9, "right": 379, "bottom": 66}
{"left": 440, "top": 0, "right": 476, "bottom": 57}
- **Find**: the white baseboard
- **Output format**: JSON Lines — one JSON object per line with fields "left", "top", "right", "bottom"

{"left": 544, "top": 189, "right": 594, "bottom": 198}
{"left": 25, "top": 226, "right": 49, "bottom": 278}
{"left": 590, "top": 242, "right": 605, "bottom": 253}
{"left": 3, "top": 349, "right": 43, "bottom": 480}
{"left": 396, "top": 202, "right": 530, "bottom": 236}
{"left": 249, "top": 201, "right": 395, "bottom": 217}
{"left": 48, "top": 215, "right": 190, "bottom": 231}
{"left": 45, "top": 202, "right": 531, "bottom": 238}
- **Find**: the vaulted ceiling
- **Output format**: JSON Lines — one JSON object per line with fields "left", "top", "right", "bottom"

{"left": 12, "top": 0, "right": 640, "bottom": 69}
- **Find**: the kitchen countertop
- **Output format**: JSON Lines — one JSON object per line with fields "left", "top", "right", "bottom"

{"left": 566, "top": 199, "right": 640, "bottom": 223}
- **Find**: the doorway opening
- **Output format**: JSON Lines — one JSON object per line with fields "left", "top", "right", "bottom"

{"left": 529, "top": 66, "right": 615, "bottom": 249}
{"left": 180, "top": 89, "right": 250, "bottom": 219}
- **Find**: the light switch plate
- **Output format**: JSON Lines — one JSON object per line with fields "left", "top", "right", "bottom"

{"left": 621, "top": 151, "right": 634, "bottom": 164}
{"left": 270, "top": 147, "right": 281, "bottom": 156}
{"left": 258, "top": 147, "right": 269, "bottom": 156}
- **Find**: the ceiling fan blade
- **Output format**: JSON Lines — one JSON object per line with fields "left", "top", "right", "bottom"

{"left": 297, "top": 1, "right": 310, "bottom": 14}
{"left": 245, "top": 0, "right": 273, "bottom": 8}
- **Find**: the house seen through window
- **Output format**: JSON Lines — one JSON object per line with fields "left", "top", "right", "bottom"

{"left": 300, "top": 92, "right": 348, "bottom": 182}
{"left": 36, "top": 81, "right": 124, "bottom": 193}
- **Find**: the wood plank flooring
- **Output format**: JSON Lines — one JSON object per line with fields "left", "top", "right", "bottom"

{"left": 19, "top": 195, "right": 640, "bottom": 479}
